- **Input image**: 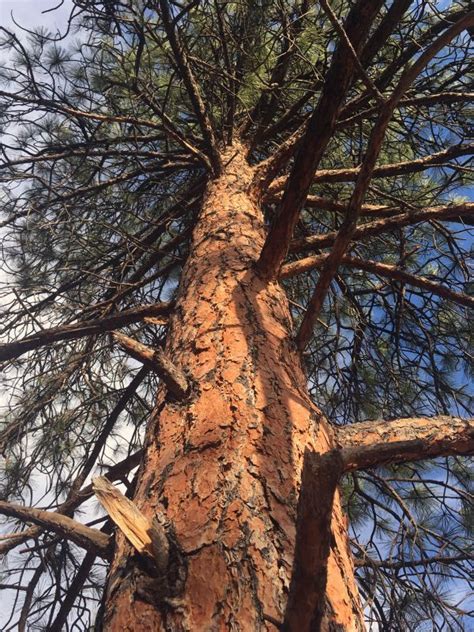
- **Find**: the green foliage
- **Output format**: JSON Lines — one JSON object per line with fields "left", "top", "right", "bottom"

{"left": 0, "top": 0, "right": 472, "bottom": 630}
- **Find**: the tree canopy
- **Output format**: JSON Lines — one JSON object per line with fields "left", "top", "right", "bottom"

{"left": 0, "top": 1, "right": 472, "bottom": 630}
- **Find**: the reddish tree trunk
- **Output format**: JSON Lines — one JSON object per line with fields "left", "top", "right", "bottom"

{"left": 102, "top": 145, "right": 364, "bottom": 630}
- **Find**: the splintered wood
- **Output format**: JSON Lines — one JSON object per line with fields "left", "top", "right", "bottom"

{"left": 93, "top": 476, "right": 154, "bottom": 558}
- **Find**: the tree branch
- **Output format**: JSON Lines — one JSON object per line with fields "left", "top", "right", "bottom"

{"left": 255, "top": 0, "right": 384, "bottom": 280}
{"left": 295, "top": 11, "right": 474, "bottom": 350}
{"left": 339, "top": 91, "right": 474, "bottom": 128}
{"left": 0, "top": 302, "right": 172, "bottom": 364}
{"left": 289, "top": 202, "right": 474, "bottom": 254}
{"left": 335, "top": 416, "right": 474, "bottom": 471}
{"left": 283, "top": 415, "right": 472, "bottom": 626}
{"left": 158, "top": 0, "right": 221, "bottom": 174}
{"left": 0, "top": 450, "right": 143, "bottom": 556}
{"left": 48, "top": 551, "right": 98, "bottom": 632}
{"left": 354, "top": 553, "right": 472, "bottom": 570}
{"left": 93, "top": 476, "right": 169, "bottom": 575}
{"left": 280, "top": 254, "right": 474, "bottom": 310}
{"left": 319, "top": 0, "right": 385, "bottom": 103}
{"left": 266, "top": 142, "right": 474, "bottom": 194}
{"left": 112, "top": 332, "right": 189, "bottom": 400}
{"left": 0, "top": 501, "right": 111, "bottom": 557}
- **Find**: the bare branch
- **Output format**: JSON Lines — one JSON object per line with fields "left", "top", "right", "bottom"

{"left": 158, "top": 0, "right": 221, "bottom": 174}
{"left": 0, "top": 302, "right": 172, "bottom": 363}
{"left": 48, "top": 551, "right": 97, "bottom": 632}
{"left": 354, "top": 553, "right": 472, "bottom": 570}
{"left": 0, "top": 501, "right": 111, "bottom": 557}
{"left": 289, "top": 203, "right": 474, "bottom": 254}
{"left": 267, "top": 143, "right": 474, "bottom": 194}
{"left": 93, "top": 476, "right": 169, "bottom": 576}
{"left": 0, "top": 450, "right": 143, "bottom": 556}
{"left": 112, "top": 332, "right": 189, "bottom": 400}
{"left": 281, "top": 254, "right": 474, "bottom": 310}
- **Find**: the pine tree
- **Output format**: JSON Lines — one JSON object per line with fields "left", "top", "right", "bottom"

{"left": 0, "top": 1, "right": 473, "bottom": 630}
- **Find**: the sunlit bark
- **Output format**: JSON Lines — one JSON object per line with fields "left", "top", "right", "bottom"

{"left": 101, "top": 145, "right": 364, "bottom": 631}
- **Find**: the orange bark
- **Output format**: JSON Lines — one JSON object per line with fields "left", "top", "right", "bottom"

{"left": 101, "top": 145, "right": 363, "bottom": 631}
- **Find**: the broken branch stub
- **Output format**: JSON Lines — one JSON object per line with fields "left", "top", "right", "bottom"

{"left": 112, "top": 332, "right": 189, "bottom": 400}
{"left": 92, "top": 476, "right": 168, "bottom": 573}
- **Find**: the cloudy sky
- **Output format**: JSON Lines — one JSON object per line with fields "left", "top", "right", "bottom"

{"left": 0, "top": 0, "right": 73, "bottom": 33}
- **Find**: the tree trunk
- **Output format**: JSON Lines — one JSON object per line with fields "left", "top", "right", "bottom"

{"left": 102, "top": 145, "right": 364, "bottom": 631}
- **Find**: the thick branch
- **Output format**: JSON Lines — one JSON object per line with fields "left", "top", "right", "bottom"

{"left": 335, "top": 416, "right": 474, "bottom": 471}
{"left": 319, "top": 0, "right": 384, "bottom": 103}
{"left": 283, "top": 449, "right": 344, "bottom": 631}
{"left": 359, "top": 0, "right": 412, "bottom": 68}
{"left": 0, "top": 501, "right": 111, "bottom": 557}
{"left": 256, "top": 0, "right": 384, "bottom": 280}
{"left": 112, "top": 332, "right": 189, "bottom": 400}
{"left": 280, "top": 254, "right": 474, "bottom": 309}
{"left": 295, "top": 11, "right": 474, "bottom": 350}
{"left": 0, "top": 302, "right": 172, "bottom": 363}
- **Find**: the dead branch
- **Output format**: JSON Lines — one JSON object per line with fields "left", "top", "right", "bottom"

{"left": 112, "top": 332, "right": 189, "bottom": 400}
{"left": 93, "top": 476, "right": 169, "bottom": 575}
{"left": 0, "top": 450, "right": 143, "bottom": 556}
{"left": 0, "top": 501, "right": 111, "bottom": 557}
{"left": 0, "top": 302, "right": 172, "bottom": 363}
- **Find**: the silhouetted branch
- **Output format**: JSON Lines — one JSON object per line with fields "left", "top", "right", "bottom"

{"left": 0, "top": 302, "right": 172, "bottom": 363}
{"left": 289, "top": 203, "right": 474, "bottom": 253}
{"left": 267, "top": 143, "right": 474, "bottom": 194}
{"left": 158, "top": 0, "right": 221, "bottom": 173}
{"left": 281, "top": 254, "right": 474, "bottom": 309}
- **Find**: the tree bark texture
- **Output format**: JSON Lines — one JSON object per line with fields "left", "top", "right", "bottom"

{"left": 102, "top": 145, "right": 364, "bottom": 631}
